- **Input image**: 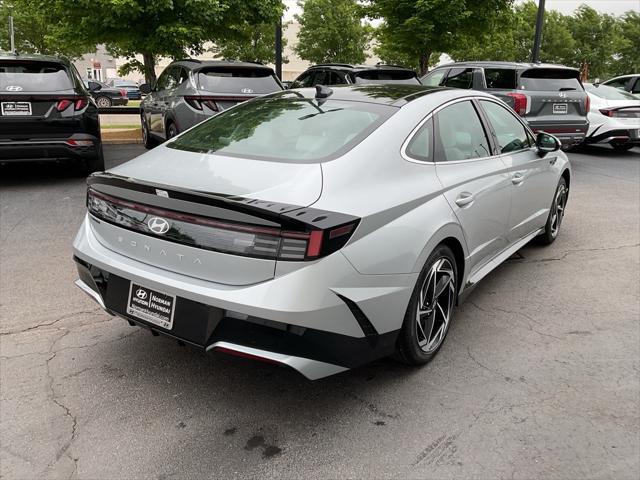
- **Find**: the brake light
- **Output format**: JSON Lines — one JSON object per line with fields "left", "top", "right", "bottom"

{"left": 86, "top": 188, "right": 359, "bottom": 261}
{"left": 75, "top": 98, "right": 88, "bottom": 110}
{"left": 56, "top": 99, "right": 73, "bottom": 111}
{"left": 506, "top": 93, "right": 528, "bottom": 116}
{"left": 585, "top": 94, "right": 590, "bottom": 113}
{"left": 184, "top": 96, "right": 219, "bottom": 111}
{"left": 599, "top": 108, "right": 615, "bottom": 117}
{"left": 119, "top": 89, "right": 127, "bottom": 98}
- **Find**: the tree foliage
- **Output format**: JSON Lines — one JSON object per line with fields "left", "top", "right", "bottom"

{"left": 368, "top": 0, "right": 514, "bottom": 75}
{"left": 0, "top": 0, "right": 90, "bottom": 58}
{"left": 211, "top": 21, "right": 289, "bottom": 65}
{"left": 48, "top": 0, "right": 285, "bottom": 83}
{"left": 613, "top": 11, "right": 640, "bottom": 76}
{"left": 294, "top": 0, "right": 371, "bottom": 65}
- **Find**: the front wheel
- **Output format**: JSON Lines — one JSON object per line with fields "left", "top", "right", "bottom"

{"left": 536, "top": 177, "right": 568, "bottom": 245}
{"left": 95, "top": 96, "right": 112, "bottom": 108}
{"left": 141, "top": 113, "right": 158, "bottom": 149}
{"left": 395, "top": 245, "right": 458, "bottom": 365}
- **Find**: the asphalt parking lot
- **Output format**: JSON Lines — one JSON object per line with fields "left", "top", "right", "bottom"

{"left": 1, "top": 145, "right": 639, "bottom": 479}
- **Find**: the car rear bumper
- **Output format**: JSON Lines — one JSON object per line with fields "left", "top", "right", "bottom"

{"left": 528, "top": 121, "right": 589, "bottom": 147}
{"left": 0, "top": 133, "right": 101, "bottom": 162}
{"left": 72, "top": 215, "right": 414, "bottom": 379}
{"left": 585, "top": 127, "right": 640, "bottom": 145}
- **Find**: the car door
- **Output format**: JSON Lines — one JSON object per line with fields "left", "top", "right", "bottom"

{"left": 433, "top": 99, "right": 512, "bottom": 276}
{"left": 157, "top": 67, "right": 180, "bottom": 138}
{"left": 148, "top": 69, "right": 170, "bottom": 135}
{"left": 478, "top": 98, "right": 558, "bottom": 242}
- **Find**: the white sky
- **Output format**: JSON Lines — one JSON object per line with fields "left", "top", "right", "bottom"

{"left": 283, "top": 0, "right": 640, "bottom": 20}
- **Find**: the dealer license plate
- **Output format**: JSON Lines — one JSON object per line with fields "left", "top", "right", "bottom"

{"left": 553, "top": 103, "right": 568, "bottom": 114}
{"left": 126, "top": 282, "right": 176, "bottom": 330}
{"left": 1, "top": 102, "right": 32, "bottom": 116}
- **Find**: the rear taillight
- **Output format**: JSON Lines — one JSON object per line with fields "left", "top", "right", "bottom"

{"left": 86, "top": 188, "right": 358, "bottom": 261}
{"left": 585, "top": 94, "right": 590, "bottom": 113}
{"left": 184, "top": 96, "right": 220, "bottom": 112}
{"left": 599, "top": 108, "right": 615, "bottom": 117}
{"left": 56, "top": 98, "right": 88, "bottom": 112}
{"left": 120, "top": 89, "right": 127, "bottom": 98}
{"left": 507, "top": 92, "right": 528, "bottom": 116}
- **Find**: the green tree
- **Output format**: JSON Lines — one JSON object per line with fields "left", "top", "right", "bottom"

{"left": 294, "top": 0, "right": 371, "bottom": 64}
{"left": 49, "top": 0, "right": 284, "bottom": 84}
{"left": 0, "top": 0, "right": 90, "bottom": 57}
{"left": 612, "top": 11, "right": 640, "bottom": 76}
{"left": 211, "top": 21, "right": 289, "bottom": 65}
{"left": 368, "top": 0, "right": 513, "bottom": 75}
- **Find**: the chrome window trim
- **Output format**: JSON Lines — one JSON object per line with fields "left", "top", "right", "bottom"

{"left": 401, "top": 96, "right": 503, "bottom": 165}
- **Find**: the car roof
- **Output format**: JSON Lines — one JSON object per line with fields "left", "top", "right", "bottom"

{"left": 430, "top": 61, "right": 579, "bottom": 72}
{"left": 0, "top": 52, "right": 69, "bottom": 65}
{"left": 309, "top": 63, "right": 415, "bottom": 73}
{"left": 170, "top": 59, "right": 274, "bottom": 71}
{"left": 603, "top": 74, "right": 640, "bottom": 81}
{"left": 270, "top": 84, "right": 488, "bottom": 107}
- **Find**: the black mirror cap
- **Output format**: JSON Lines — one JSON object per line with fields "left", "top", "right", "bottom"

{"left": 536, "top": 132, "right": 561, "bottom": 156}
{"left": 88, "top": 81, "right": 102, "bottom": 92}
{"left": 139, "top": 83, "right": 152, "bottom": 94}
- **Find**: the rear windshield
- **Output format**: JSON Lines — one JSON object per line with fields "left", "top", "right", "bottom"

{"left": 168, "top": 96, "right": 395, "bottom": 162}
{"left": 197, "top": 67, "right": 281, "bottom": 94}
{"left": 354, "top": 70, "right": 420, "bottom": 85}
{"left": 0, "top": 61, "right": 73, "bottom": 92}
{"left": 519, "top": 68, "right": 582, "bottom": 91}
{"left": 586, "top": 84, "right": 638, "bottom": 101}
{"left": 484, "top": 68, "right": 517, "bottom": 89}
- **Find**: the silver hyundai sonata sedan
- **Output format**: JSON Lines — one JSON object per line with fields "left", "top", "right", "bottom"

{"left": 73, "top": 85, "right": 570, "bottom": 379}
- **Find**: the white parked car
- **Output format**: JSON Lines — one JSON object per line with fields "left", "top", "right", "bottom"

{"left": 584, "top": 83, "right": 640, "bottom": 151}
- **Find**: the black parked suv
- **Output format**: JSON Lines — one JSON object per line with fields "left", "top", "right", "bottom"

{"left": 422, "top": 61, "right": 590, "bottom": 148}
{"left": 139, "top": 60, "right": 283, "bottom": 147}
{"left": 289, "top": 63, "right": 420, "bottom": 89}
{"left": 0, "top": 53, "right": 104, "bottom": 172}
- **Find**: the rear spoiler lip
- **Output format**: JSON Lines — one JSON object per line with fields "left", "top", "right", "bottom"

{"left": 86, "top": 172, "right": 358, "bottom": 232}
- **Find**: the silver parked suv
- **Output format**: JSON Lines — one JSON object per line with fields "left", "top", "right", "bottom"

{"left": 139, "top": 60, "right": 283, "bottom": 148}
{"left": 422, "top": 61, "right": 590, "bottom": 148}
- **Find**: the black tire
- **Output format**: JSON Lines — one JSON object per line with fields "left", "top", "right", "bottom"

{"left": 95, "top": 96, "right": 112, "bottom": 108}
{"left": 141, "top": 113, "right": 158, "bottom": 149}
{"left": 536, "top": 176, "right": 568, "bottom": 246}
{"left": 395, "top": 244, "right": 458, "bottom": 366}
{"left": 166, "top": 122, "right": 178, "bottom": 140}
{"left": 612, "top": 143, "right": 634, "bottom": 152}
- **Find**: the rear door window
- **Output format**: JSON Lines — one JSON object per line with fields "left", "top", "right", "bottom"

{"left": 480, "top": 100, "right": 531, "bottom": 153}
{"left": 435, "top": 101, "right": 491, "bottom": 161}
{"left": 443, "top": 68, "right": 474, "bottom": 89}
{"left": 519, "top": 69, "right": 582, "bottom": 91}
{"left": 353, "top": 70, "right": 420, "bottom": 85}
{"left": 197, "top": 67, "right": 281, "bottom": 94}
{"left": 484, "top": 68, "right": 517, "bottom": 89}
{"left": 0, "top": 61, "right": 73, "bottom": 92}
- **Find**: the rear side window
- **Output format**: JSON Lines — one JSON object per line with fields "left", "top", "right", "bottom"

{"left": 354, "top": 70, "right": 420, "bottom": 85}
{"left": 197, "top": 67, "right": 281, "bottom": 94}
{"left": 421, "top": 69, "right": 447, "bottom": 87}
{"left": 435, "top": 101, "right": 491, "bottom": 161}
{"left": 168, "top": 97, "right": 395, "bottom": 162}
{"left": 519, "top": 68, "right": 582, "bottom": 91}
{"left": 585, "top": 84, "right": 638, "bottom": 100}
{"left": 484, "top": 68, "right": 517, "bottom": 89}
{"left": 0, "top": 61, "right": 73, "bottom": 92}
{"left": 480, "top": 100, "right": 531, "bottom": 153}
{"left": 405, "top": 118, "right": 433, "bottom": 162}
{"left": 443, "top": 68, "right": 474, "bottom": 89}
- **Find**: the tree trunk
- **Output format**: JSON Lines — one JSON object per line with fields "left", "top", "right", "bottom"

{"left": 142, "top": 52, "right": 156, "bottom": 85}
{"left": 419, "top": 51, "right": 432, "bottom": 77}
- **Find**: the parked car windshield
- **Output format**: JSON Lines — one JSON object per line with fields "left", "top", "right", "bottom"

{"left": 354, "top": 70, "right": 420, "bottom": 85}
{"left": 519, "top": 68, "right": 582, "bottom": 91}
{"left": 168, "top": 95, "right": 395, "bottom": 162}
{"left": 197, "top": 67, "right": 281, "bottom": 94}
{"left": 0, "top": 61, "right": 73, "bottom": 92}
{"left": 585, "top": 84, "right": 638, "bottom": 101}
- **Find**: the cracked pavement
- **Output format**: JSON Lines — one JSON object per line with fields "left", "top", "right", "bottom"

{"left": 1, "top": 144, "right": 639, "bottom": 479}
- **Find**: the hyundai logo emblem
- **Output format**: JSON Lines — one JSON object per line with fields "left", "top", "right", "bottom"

{"left": 147, "top": 216, "right": 170, "bottom": 234}
{"left": 241, "top": 88, "right": 254, "bottom": 94}
{"left": 135, "top": 288, "right": 148, "bottom": 300}
{"left": 5, "top": 85, "right": 23, "bottom": 92}
{"left": 558, "top": 92, "right": 567, "bottom": 98}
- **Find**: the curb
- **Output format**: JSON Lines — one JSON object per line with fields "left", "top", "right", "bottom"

{"left": 103, "top": 138, "right": 143, "bottom": 145}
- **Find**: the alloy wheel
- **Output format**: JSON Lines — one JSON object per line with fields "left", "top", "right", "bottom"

{"left": 96, "top": 97, "right": 111, "bottom": 108}
{"left": 550, "top": 184, "right": 567, "bottom": 238}
{"left": 416, "top": 258, "right": 456, "bottom": 353}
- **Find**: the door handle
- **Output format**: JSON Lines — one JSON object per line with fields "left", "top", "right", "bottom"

{"left": 455, "top": 192, "right": 475, "bottom": 207}
{"left": 512, "top": 172, "right": 525, "bottom": 185}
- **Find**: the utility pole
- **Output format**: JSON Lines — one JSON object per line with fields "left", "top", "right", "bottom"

{"left": 531, "top": 0, "right": 545, "bottom": 63}
{"left": 275, "top": 16, "right": 282, "bottom": 80}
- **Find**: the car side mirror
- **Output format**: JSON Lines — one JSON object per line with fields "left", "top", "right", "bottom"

{"left": 536, "top": 132, "right": 561, "bottom": 156}
{"left": 88, "top": 81, "right": 102, "bottom": 92}
{"left": 139, "top": 83, "right": 151, "bottom": 94}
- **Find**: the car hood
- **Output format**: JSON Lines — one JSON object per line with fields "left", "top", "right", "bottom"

{"left": 108, "top": 144, "right": 323, "bottom": 207}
